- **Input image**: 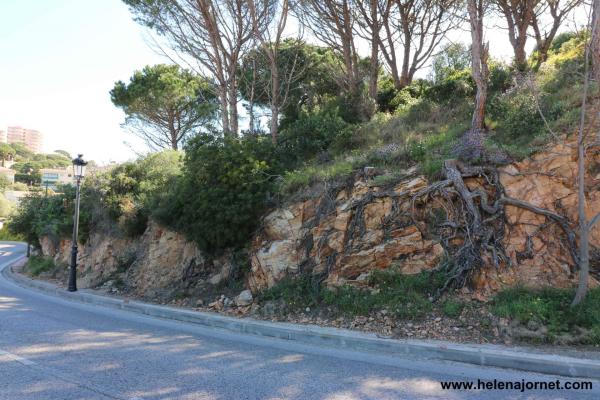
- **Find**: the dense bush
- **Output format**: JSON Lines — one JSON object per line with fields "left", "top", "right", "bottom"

{"left": 99, "top": 150, "right": 181, "bottom": 236}
{"left": 8, "top": 151, "right": 182, "bottom": 245}
{"left": 9, "top": 192, "right": 72, "bottom": 246}
{"left": 155, "top": 135, "right": 281, "bottom": 253}
{"left": 489, "top": 88, "right": 545, "bottom": 142}
{"left": 279, "top": 111, "right": 353, "bottom": 163}
{"left": 425, "top": 69, "right": 474, "bottom": 104}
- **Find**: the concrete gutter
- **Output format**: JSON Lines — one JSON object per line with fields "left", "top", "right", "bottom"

{"left": 4, "top": 260, "right": 600, "bottom": 379}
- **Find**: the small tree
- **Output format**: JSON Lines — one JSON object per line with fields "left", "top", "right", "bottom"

{"left": 110, "top": 64, "right": 217, "bottom": 150}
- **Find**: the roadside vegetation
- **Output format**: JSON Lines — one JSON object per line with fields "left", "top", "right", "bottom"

{"left": 25, "top": 256, "right": 56, "bottom": 277}
{"left": 259, "top": 268, "right": 451, "bottom": 320}
{"left": 492, "top": 287, "right": 600, "bottom": 345}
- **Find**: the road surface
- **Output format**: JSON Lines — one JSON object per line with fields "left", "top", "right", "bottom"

{"left": 0, "top": 242, "right": 596, "bottom": 399}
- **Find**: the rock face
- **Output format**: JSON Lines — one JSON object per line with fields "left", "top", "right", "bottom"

{"left": 472, "top": 141, "right": 600, "bottom": 294}
{"left": 44, "top": 221, "right": 233, "bottom": 299}
{"left": 248, "top": 175, "right": 445, "bottom": 292}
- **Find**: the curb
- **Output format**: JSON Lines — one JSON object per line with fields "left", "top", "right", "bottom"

{"left": 4, "top": 261, "right": 600, "bottom": 379}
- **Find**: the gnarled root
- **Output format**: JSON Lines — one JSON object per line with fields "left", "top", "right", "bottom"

{"left": 413, "top": 160, "right": 578, "bottom": 297}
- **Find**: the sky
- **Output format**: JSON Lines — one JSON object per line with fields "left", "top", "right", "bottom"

{"left": 0, "top": 0, "right": 163, "bottom": 164}
{"left": 0, "top": 1, "right": 587, "bottom": 164}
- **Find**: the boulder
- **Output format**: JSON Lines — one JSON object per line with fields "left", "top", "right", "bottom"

{"left": 235, "top": 290, "right": 253, "bottom": 306}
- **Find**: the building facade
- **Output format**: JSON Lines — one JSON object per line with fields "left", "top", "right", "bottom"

{"left": 40, "top": 167, "right": 73, "bottom": 189}
{"left": 6, "top": 126, "right": 43, "bottom": 153}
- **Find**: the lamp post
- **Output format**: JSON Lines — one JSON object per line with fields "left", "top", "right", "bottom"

{"left": 67, "top": 154, "right": 87, "bottom": 292}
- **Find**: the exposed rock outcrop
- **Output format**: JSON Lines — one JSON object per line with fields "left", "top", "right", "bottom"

{"left": 473, "top": 141, "right": 600, "bottom": 294}
{"left": 44, "top": 221, "right": 233, "bottom": 299}
{"left": 248, "top": 175, "right": 445, "bottom": 292}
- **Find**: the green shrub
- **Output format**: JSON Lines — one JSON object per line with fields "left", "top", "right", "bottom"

{"left": 489, "top": 89, "right": 545, "bottom": 143}
{"left": 488, "top": 61, "right": 513, "bottom": 93}
{"left": 0, "top": 193, "right": 14, "bottom": 217}
{"left": 10, "top": 182, "right": 29, "bottom": 191}
{"left": 279, "top": 111, "right": 353, "bottom": 163}
{"left": 100, "top": 150, "right": 181, "bottom": 236}
{"left": 26, "top": 256, "right": 56, "bottom": 276}
{"left": 9, "top": 192, "right": 72, "bottom": 246}
{"left": 425, "top": 69, "right": 474, "bottom": 104}
{"left": 376, "top": 76, "right": 399, "bottom": 112}
{"left": 335, "top": 87, "right": 376, "bottom": 124}
{"left": 156, "top": 135, "right": 280, "bottom": 253}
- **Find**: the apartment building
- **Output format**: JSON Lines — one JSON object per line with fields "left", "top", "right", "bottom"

{"left": 6, "top": 126, "right": 43, "bottom": 153}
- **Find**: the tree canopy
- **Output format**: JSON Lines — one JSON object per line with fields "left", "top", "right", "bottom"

{"left": 110, "top": 64, "right": 218, "bottom": 150}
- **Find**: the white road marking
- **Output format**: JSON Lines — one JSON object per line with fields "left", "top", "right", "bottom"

{"left": 0, "top": 348, "right": 36, "bottom": 366}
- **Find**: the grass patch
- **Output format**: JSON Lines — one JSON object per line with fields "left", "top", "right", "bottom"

{"left": 441, "top": 299, "right": 465, "bottom": 318}
{"left": 260, "top": 268, "right": 445, "bottom": 320}
{"left": 279, "top": 159, "right": 356, "bottom": 196}
{"left": 491, "top": 287, "right": 600, "bottom": 344}
{"left": 258, "top": 273, "right": 323, "bottom": 311}
{"left": 26, "top": 256, "right": 56, "bottom": 276}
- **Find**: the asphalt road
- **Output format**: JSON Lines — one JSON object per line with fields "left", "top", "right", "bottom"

{"left": 0, "top": 242, "right": 598, "bottom": 399}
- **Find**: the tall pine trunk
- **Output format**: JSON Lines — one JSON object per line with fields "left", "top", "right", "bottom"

{"left": 468, "top": 0, "right": 488, "bottom": 131}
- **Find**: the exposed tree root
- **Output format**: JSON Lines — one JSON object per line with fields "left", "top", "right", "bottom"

{"left": 412, "top": 160, "right": 579, "bottom": 296}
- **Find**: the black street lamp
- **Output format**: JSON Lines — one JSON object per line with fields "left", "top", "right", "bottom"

{"left": 67, "top": 154, "right": 87, "bottom": 292}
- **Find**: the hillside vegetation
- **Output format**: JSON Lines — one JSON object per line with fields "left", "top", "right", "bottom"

{"left": 10, "top": 32, "right": 589, "bottom": 256}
